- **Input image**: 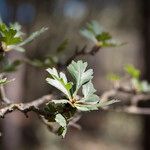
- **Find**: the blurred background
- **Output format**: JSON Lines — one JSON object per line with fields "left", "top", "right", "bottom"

{"left": 0, "top": 0, "right": 150, "bottom": 150}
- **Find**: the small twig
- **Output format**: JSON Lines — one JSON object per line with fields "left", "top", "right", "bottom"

{"left": 100, "top": 89, "right": 117, "bottom": 102}
{"left": 65, "top": 45, "right": 101, "bottom": 66}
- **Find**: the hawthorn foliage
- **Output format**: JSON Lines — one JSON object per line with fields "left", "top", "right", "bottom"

{"left": 0, "top": 20, "right": 119, "bottom": 138}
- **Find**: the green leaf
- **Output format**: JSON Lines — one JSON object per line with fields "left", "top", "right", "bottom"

{"left": 96, "top": 32, "right": 112, "bottom": 41}
{"left": 124, "top": 64, "right": 140, "bottom": 79}
{"left": 55, "top": 113, "right": 67, "bottom": 127}
{"left": 80, "top": 21, "right": 102, "bottom": 43}
{"left": 107, "top": 73, "right": 121, "bottom": 81}
{"left": 0, "top": 23, "right": 7, "bottom": 33}
{"left": 0, "top": 78, "right": 7, "bottom": 85}
{"left": 80, "top": 21, "right": 123, "bottom": 48}
{"left": 0, "top": 21, "right": 47, "bottom": 52}
{"left": 55, "top": 114, "right": 67, "bottom": 138}
{"left": 140, "top": 80, "right": 150, "bottom": 93}
{"left": 44, "top": 102, "right": 57, "bottom": 115}
{"left": 0, "top": 78, "right": 14, "bottom": 85}
{"left": 46, "top": 68, "right": 72, "bottom": 99}
{"left": 0, "top": 23, "right": 22, "bottom": 46}
{"left": 97, "top": 99, "right": 119, "bottom": 108}
{"left": 57, "top": 126, "right": 67, "bottom": 138}
{"left": 75, "top": 103, "right": 98, "bottom": 111}
{"left": 85, "top": 21, "right": 102, "bottom": 35}
{"left": 131, "top": 78, "right": 150, "bottom": 93}
{"left": 10, "top": 22, "right": 24, "bottom": 37}
{"left": 18, "top": 27, "right": 48, "bottom": 47}
{"left": 80, "top": 29, "right": 96, "bottom": 43}
{"left": 80, "top": 81, "right": 99, "bottom": 103}
{"left": 67, "top": 60, "right": 93, "bottom": 95}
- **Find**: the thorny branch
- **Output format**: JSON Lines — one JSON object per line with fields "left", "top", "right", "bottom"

{"left": 0, "top": 43, "right": 150, "bottom": 120}
{"left": 65, "top": 45, "right": 101, "bottom": 66}
{"left": 0, "top": 94, "right": 53, "bottom": 118}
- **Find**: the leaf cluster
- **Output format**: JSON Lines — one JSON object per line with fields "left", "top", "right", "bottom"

{"left": 0, "top": 21, "right": 48, "bottom": 53}
{"left": 80, "top": 21, "right": 123, "bottom": 47}
{"left": 108, "top": 64, "right": 150, "bottom": 93}
{"left": 45, "top": 60, "right": 116, "bottom": 137}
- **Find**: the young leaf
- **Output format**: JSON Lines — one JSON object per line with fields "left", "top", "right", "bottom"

{"left": 80, "top": 21, "right": 102, "bottom": 43}
{"left": 80, "top": 81, "right": 99, "bottom": 103}
{"left": 80, "top": 29, "right": 96, "bottom": 43}
{"left": 55, "top": 114, "right": 67, "bottom": 138}
{"left": 97, "top": 99, "right": 119, "bottom": 108}
{"left": 0, "top": 78, "right": 14, "bottom": 85}
{"left": 124, "top": 64, "right": 140, "bottom": 79}
{"left": 46, "top": 68, "right": 72, "bottom": 99}
{"left": 67, "top": 60, "right": 93, "bottom": 95}
{"left": 0, "top": 78, "right": 7, "bottom": 85}
{"left": 74, "top": 103, "right": 98, "bottom": 111}
{"left": 140, "top": 80, "right": 150, "bottom": 93}
{"left": 80, "top": 21, "right": 123, "bottom": 48}
{"left": 10, "top": 22, "right": 24, "bottom": 37}
{"left": 107, "top": 73, "right": 121, "bottom": 82}
{"left": 96, "top": 32, "right": 112, "bottom": 41}
{"left": 18, "top": 27, "right": 48, "bottom": 47}
{"left": 0, "top": 23, "right": 22, "bottom": 46}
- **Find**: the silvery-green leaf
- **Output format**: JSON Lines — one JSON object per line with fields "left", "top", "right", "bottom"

{"left": 81, "top": 81, "right": 99, "bottom": 103}
{"left": 55, "top": 114, "right": 67, "bottom": 127}
{"left": 80, "top": 29, "right": 96, "bottom": 43}
{"left": 55, "top": 114, "right": 67, "bottom": 138}
{"left": 80, "top": 21, "right": 102, "bottom": 42}
{"left": 10, "top": 22, "right": 24, "bottom": 37}
{"left": 82, "top": 81, "right": 96, "bottom": 97}
{"left": 59, "top": 72, "right": 67, "bottom": 84}
{"left": 67, "top": 60, "right": 93, "bottom": 95}
{"left": 81, "top": 94, "right": 99, "bottom": 103}
{"left": 46, "top": 68, "right": 72, "bottom": 99}
{"left": 140, "top": 80, "right": 150, "bottom": 93}
{"left": 46, "top": 68, "right": 59, "bottom": 78}
{"left": 75, "top": 103, "right": 98, "bottom": 111}
{"left": 97, "top": 99, "right": 119, "bottom": 108}
{"left": 18, "top": 27, "right": 48, "bottom": 46}
{"left": 46, "top": 78, "right": 71, "bottom": 99}
{"left": 86, "top": 21, "right": 102, "bottom": 35}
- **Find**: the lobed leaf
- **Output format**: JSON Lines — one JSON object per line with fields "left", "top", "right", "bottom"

{"left": 124, "top": 64, "right": 140, "bottom": 79}
{"left": 46, "top": 68, "right": 72, "bottom": 99}
{"left": 67, "top": 60, "right": 93, "bottom": 96}
{"left": 80, "top": 81, "right": 99, "bottom": 103}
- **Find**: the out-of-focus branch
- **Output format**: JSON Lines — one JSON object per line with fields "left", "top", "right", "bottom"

{"left": 101, "top": 85, "right": 150, "bottom": 115}
{"left": 65, "top": 45, "right": 101, "bottom": 66}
